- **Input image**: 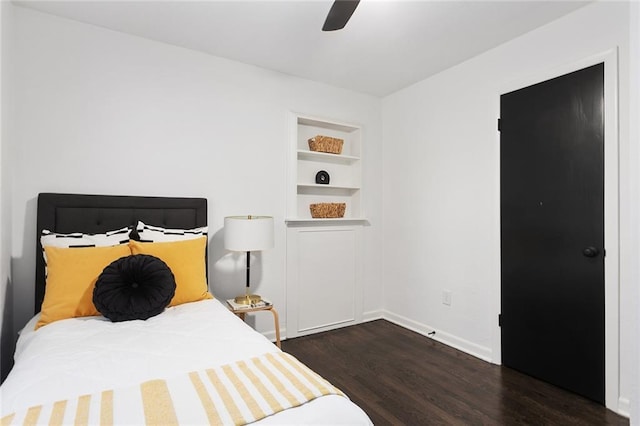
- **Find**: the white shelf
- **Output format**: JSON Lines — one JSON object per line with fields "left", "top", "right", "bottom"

{"left": 297, "top": 117, "right": 359, "bottom": 133}
{"left": 297, "top": 150, "right": 360, "bottom": 164}
{"left": 285, "top": 218, "right": 368, "bottom": 225}
{"left": 297, "top": 184, "right": 360, "bottom": 194}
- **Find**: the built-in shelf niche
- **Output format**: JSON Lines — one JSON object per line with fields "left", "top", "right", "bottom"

{"left": 288, "top": 113, "right": 365, "bottom": 223}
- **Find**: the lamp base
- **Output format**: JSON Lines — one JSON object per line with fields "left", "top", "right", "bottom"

{"left": 234, "top": 293, "right": 262, "bottom": 305}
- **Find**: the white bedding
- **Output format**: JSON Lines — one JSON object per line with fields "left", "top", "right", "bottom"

{"left": 0, "top": 299, "right": 372, "bottom": 424}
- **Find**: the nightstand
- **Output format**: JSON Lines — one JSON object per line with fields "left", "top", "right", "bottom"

{"left": 227, "top": 299, "right": 281, "bottom": 349}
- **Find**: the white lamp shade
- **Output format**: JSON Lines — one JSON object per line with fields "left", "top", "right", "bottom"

{"left": 224, "top": 216, "right": 274, "bottom": 252}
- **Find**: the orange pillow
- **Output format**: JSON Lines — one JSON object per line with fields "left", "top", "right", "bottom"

{"left": 37, "top": 244, "right": 131, "bottom": 329}
{"left": 129, "top": 237, "right": 212, "bottom": 306}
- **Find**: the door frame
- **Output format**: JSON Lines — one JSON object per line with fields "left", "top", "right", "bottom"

{"left": 492, "top": 48, "right": 620, "bottom": 411}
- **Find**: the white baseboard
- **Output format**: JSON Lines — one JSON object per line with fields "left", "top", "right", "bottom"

{"left": 381, "top": 310, "right": 493, "bottom": 363}
{"left": 362, "top": 309, "right": 384, "bottom": 322}
{"left": 617, "top": 396, "right": 630, "bottom": 418}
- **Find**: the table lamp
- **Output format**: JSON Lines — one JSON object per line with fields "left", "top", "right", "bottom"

{"left": 224, "top": 215, "right": 274, "bottom": 305}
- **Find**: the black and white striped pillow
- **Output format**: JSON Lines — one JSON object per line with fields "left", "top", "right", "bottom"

{"left": 41, "top": 227, "right": 131, "bottom": 265}
{"left": 41, "top": 227, "right": 131, "bottom": 249}
{"left": 133, "top": 221, "right": 208, "bottom": 243}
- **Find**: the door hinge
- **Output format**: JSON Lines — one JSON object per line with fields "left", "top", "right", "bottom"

{"left": 498, "top": 314, "right": 502, "bottom": 327}
{"left": 498, "top": 118, "right": 502, "bottom": 132}
{"left": 603, "top": 248, "right": 606, "bottom": 257}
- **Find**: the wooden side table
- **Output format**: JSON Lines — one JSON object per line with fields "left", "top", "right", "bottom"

{"left": 227, "top": 300, "right": 281, "bottom": 349}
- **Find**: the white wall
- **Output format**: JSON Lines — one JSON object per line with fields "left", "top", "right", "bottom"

{"left": 629, "top": 3, "right": 640, "bottom": 424}
{"left": 9, "top": 7, "right": 383, "bottom": 341}
{"left": 382, "top": 1, "right": 636, "bottom": 416}
{"left": 0, "top": 0, "right": 15, "bottom": 382}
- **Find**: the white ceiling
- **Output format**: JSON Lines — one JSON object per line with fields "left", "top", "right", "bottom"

{"left": 14, "top": 0, "right": 590, "bottom": 97}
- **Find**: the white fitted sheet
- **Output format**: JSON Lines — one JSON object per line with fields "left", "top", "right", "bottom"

{"left": 0, "top": 299, "right": 371, "bottom": 424}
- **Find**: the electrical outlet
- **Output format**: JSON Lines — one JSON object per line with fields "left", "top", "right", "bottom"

{"left": 442, "top": 290, "right": 452, "bottom": 306}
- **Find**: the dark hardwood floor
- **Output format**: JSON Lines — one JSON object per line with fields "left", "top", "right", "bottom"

{"left": 282, "top": 320, "right": 628, "bottom": 425}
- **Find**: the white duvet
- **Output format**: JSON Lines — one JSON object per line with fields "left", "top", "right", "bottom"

{"left": 0, "top": 299, "right": 371, "bottom": 425}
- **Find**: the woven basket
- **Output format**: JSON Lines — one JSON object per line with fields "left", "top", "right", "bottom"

{"left": 310, "top": 203, "right": 346, "bottom": 218}
{"left": 308, "top": 135, "right": 344, "bottom": 155}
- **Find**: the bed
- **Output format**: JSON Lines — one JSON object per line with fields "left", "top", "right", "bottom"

{"left": 0, "top": 193, "right": 372, "bottom": 425}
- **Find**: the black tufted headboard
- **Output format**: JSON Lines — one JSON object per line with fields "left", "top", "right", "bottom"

{"left": 35, "top": 193, "right": 207, "bottom": 313}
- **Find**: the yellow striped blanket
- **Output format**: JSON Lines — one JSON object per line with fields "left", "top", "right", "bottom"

{"left": 1, "top": 352, "right": 344, "bottom": 426}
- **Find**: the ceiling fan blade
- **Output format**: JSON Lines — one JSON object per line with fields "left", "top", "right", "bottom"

{"left": 322, "top": 0, "right": 360, "bottom": 31}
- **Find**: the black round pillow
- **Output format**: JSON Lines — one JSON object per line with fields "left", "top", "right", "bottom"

{"left": 93, "top": 254, "right": 176, "bottom": 322}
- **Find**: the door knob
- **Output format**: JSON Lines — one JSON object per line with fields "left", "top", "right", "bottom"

{"left": 583, "top": 246, "right": 599, "bottom": 258}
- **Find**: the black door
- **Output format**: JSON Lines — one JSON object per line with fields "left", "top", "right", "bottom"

{"left": 500, "top": 63, "right": 605, "bottom": 404}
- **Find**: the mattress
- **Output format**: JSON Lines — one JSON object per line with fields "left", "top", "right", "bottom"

{"left": 0, "top": 299, "right": 372, "bottom": 424}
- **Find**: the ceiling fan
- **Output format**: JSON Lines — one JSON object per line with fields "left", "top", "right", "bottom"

{"left": 322, "top": 0, "right": 360, "bottom": 31}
